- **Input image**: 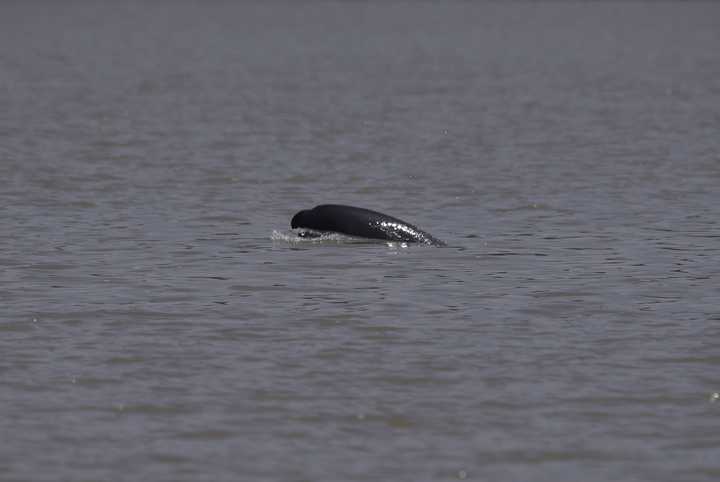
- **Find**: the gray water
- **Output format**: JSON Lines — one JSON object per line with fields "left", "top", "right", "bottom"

{"left": 2, "top": 1, "right": 720, "bottom": 481}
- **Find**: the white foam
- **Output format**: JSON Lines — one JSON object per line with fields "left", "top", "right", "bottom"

{"left": 271, "top": 229, "right": 367, "bottom": 244}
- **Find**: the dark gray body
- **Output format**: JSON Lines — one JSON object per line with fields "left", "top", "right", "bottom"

{"left": 290, "top": 204, "right": 446, "bottom": 246}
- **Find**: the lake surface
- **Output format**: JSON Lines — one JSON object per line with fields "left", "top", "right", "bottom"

{"left": 2, "top": 1, "right": 719, "bottom": 481}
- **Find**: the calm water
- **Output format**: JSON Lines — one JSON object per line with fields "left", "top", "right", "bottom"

{"left": 2, "top": 1, "right": 720, "bottom": 481}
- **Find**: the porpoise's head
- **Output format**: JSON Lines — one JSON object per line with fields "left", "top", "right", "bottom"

{"left": 291, "top": 209, "right": 312, "bottom": 229}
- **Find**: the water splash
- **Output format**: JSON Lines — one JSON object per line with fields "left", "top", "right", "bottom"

{"left": 271, "top": 229, "right": 368, "bottom": 244}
